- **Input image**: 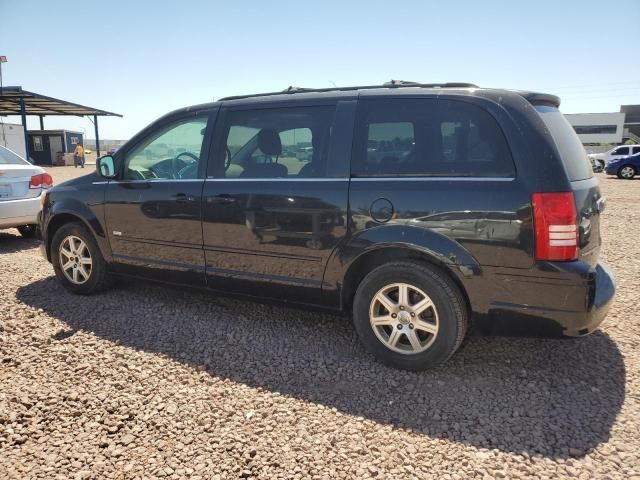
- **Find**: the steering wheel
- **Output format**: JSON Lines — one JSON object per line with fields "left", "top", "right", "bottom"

{"left": 225, "top": 146, "right": 232, "bottom": 171}
{"left": 172, "top": 151, "right": 199, "bottom": 179}
{"left": 176, "top": 151, "right": 199, "bottom": 163}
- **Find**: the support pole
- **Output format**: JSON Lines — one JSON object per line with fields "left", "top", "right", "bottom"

{"left": 19, "top": 97, "right": 30, "bottom": 162}
{"left": 39, "top": 115, "right": 44, "bottom": 130}
{"left": 93, "top": 115, "right": 100, "bottom": 157}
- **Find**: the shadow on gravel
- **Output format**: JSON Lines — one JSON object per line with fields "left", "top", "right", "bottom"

{"left": 17, "top": 277, "right": 625, "bottom": 459}
{"left": 0, "top": 231, "right": 39, "bottom": 254}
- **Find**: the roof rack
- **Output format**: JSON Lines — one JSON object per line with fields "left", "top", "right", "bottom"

{"left": 220, "top": 81, "right": 479, "bottom": 101}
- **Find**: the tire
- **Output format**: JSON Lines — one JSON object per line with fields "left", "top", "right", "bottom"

{"left": 617, "top": 165, "right": 636, "bottom": 180}
{"left": 352, "top": 261, "right": 468, "bottom": 371}
{"left": 51, "top": 221, "right": 111, "bottom": 295}
{"left": 17, "top": 224, "right": 37, "bottom": 238}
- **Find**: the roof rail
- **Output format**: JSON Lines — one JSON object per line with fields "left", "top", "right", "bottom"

{"left": 220, "top": 81, "right": 479, "bottom": 101}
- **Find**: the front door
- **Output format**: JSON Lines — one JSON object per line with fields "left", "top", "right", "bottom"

{"left": 104, "top": 112, "right": 213, "bottom": 284}
{"left": 202, "top": 102, "right": 352, "bottom": 304}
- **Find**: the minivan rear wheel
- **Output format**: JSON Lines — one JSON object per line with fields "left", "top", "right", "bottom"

{"left": 618, "top": 165, "right": 636, "bottom": 179}
{"left": 352, "top": 261, "right": 467, "bottom": 370}
{"left": 51, "top": 222, "right": 111, "bottom": 295}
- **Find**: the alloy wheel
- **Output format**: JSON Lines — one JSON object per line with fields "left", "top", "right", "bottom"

{"left": 620, "top": 166, "right": 635, "bottom": 179}
{"left": 59, "top": 235, "right": 92, "bottom": 284}
{"left": 369, "top": 282, "right": 439, "bottom": 354}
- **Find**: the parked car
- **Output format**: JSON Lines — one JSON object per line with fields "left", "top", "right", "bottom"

{"left": 605, "top": 152, "right": 640, "bottom": 179}
{"left": 39, "top": 82, "right": 615, "bottom": 370}
{"left": 0, "top": 145, "right": 52, "bottom": 237}
{"left": 589, "top": 144, "right": 640, "bottom": 166}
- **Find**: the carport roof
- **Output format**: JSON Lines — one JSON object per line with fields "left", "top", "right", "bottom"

{"left": 0, "top": 86, "right": 122, "bottom": 117}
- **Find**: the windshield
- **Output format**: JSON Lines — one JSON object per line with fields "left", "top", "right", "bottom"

{"left": 535, "top": 105, "right": 593, "bottom": 181}
{"left": 0, "top": 145, "right": 28, "bottom": 165}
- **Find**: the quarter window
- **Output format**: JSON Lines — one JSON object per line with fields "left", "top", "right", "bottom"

{"left": 353, "top": 99, "right": 515, "bottom": 177}
{"left": 217, "top": 106, "right": 335, "bottom": 179}
{"left": 124, "top": 117, "right": 208, "bottom": 180}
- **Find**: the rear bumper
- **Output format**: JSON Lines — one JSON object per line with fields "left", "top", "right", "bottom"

{"left": 482, "top": 261, "right": 615, "bottom": 336}
{"left": 0, "top": 195, "right": 42, "bottom": 229}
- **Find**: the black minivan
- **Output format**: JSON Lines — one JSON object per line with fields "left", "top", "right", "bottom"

{"left": 39, "top": 82, "right": 615, "bottom": 370}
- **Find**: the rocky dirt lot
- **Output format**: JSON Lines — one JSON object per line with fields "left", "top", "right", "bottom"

{"left": 1, "top": 167, "right": 639, "bottom": 479}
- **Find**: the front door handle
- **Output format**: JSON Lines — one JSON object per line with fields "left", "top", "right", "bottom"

{"left": 173, "top": 193, "right": 196, "bottom": 203}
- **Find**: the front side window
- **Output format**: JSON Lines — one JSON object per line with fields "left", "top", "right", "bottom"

{"left": 632, "top": 146, "right": 640, "bottom": 155}
{"left": 353, "top": 99, "right": 515, "bottom": 177}
{"left": 124, "top": 117, "right": 208, "bottom": 180}
{"left": 613, "top": 147, "right": 629, "bottom": 156}
{"left": 217, "top": 106, "right": 335, "bottom": 179}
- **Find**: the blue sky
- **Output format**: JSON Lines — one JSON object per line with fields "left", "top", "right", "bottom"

{"left": 1, "top": 0, "right": 639, "bottom": 139}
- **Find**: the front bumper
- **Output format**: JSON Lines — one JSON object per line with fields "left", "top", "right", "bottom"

{"left": 485, "top": 261, "right": 615, "bottom": 337}
{"left": 0, "top": 194, "right": 43, "bottom": 229}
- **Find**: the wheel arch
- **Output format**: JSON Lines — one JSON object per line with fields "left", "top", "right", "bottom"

{"left": 340, "top": 245, "right": 474, "bottom": 315}
{"left": 45, "top": 202, "right": 110, "bottom": 262}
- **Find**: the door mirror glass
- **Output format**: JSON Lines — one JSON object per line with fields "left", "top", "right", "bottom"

{"left": 97, "top": 155, "right": 116, "bottom": 178}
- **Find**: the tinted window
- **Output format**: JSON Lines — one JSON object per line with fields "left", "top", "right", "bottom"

{"left": 353, "top": 99, "right": 515, "bottom": 177}
{"left": 632, "top": 146, "right": 640, "bottom": 155}
{"left": 218, "top": 106, "right": 335, "bottom": 179}
{"left": 124, "top": 117, "right": 208, "bottom": 180}
{"left": 535, "top": 106, "right": 593, "bottom": 181}
{"left": 613, "top": 147, "right": 629, "bottom": 156}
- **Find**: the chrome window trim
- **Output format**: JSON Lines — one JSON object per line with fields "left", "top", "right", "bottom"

{"left": 204, "top": 177, "right": 349, "bottom": 182}
{"left": 97, "top": 177, "right": 514, "bottom": 184}
{"left": 104, "top": 179, "right": 205, "bottom": 184}
{"left": 350, "top": 176, "right": 515, "bottom": 182}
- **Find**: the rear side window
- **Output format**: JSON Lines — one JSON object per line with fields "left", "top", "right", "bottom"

{"left": 353, "top": 99, "right": 515, "bottom": 177}
{"left": 535, "top": 106, "right": 593, "bottom": 181}
{"left": 217, "top": 106, "right": 335, "bottom": 179}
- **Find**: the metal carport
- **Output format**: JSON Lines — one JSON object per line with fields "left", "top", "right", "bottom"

{"left": 0, "top": 86, "right": 122, "bottom": 161}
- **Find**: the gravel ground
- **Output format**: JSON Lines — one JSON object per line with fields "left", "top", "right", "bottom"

{"left": 1, "top": 167, "right": 639, "bottom": 479}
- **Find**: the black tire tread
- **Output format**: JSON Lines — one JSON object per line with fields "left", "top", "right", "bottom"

{"left": 353, "top": 260, "right": 468, "bottom": 370}
{"left": 51, "top": 221, "right": 111, "bottom": 295}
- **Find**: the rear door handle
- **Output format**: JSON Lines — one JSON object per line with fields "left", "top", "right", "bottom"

{"left": 207, "top": 194, "right": 237, "bottom": 205}
{"left": 173, "top": 193, "right": 196, "bottom": 203}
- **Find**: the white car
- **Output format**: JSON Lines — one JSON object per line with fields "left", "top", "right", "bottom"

{"left": 0, "top": 145, "right": 52, "bottom": 237}
{"left": 589, "top": 144, "right": 640, "bottom": 166}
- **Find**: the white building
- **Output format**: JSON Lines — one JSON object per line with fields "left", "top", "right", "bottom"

{"left": 0, "top": 122, "right": 27, "bottom": 158}
{"left": 564, "top": 112, "right": 625, "bottom": 145}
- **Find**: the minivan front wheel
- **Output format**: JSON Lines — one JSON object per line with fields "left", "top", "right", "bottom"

{"left": 618, "top": 165, "right": 636, "bottom": 179}
{"left": 353, "top": 261, "right": 467, "bottom": 370}
{"left": 51, "top": 222, "right": 110, "bottom": 295}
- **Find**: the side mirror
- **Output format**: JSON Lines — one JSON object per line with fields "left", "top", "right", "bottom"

{"left": 97, "top": 155, "right": 117, "bottom": 179}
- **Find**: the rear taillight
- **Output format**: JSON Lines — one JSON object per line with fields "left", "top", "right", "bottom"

{"left": 29, "top": 173, "right": 53, "bottom": 190}
{"left": 532, "top": 192, "right": 578, "bottom": 261}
